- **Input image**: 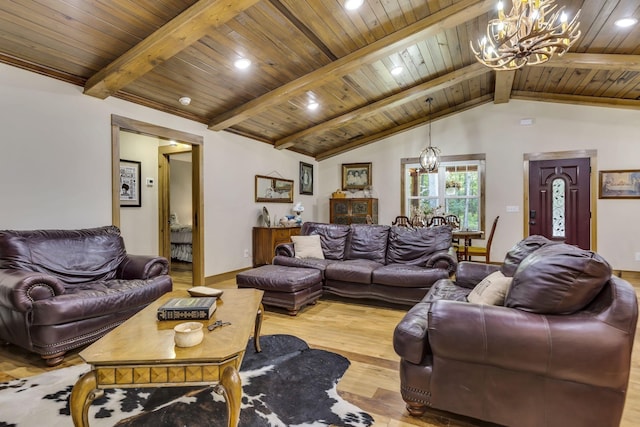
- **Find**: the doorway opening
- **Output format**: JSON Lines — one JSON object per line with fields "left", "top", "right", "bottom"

{"left": 159, "top": 146, "right": 193, "bottom": 280}
{"left": 524, "top": 149, "right": 597, "bottom": 251}
{"left": 111, "top": 115, "right": 205, "bottom": 286}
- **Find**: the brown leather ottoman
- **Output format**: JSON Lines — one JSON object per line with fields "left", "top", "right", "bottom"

{"left": 236, "top": 265, "right": 323, "bottom": 315}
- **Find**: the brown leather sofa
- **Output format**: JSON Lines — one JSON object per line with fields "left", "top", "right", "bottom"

{"left": 393, "top": 236, "right": 638, "bottom": 427}
{"left": 273, "top": 222, "right": 458, "bottom": 306}
{"left": 0, "top": 226, "right": 173, "bottom": 365}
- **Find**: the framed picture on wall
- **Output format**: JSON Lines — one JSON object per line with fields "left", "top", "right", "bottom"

{"left": 342, "top": 162, "right": 372, "bottom": 190}
{"left": 300, "top": 162, "right": 313, "bottom": 195}
{"left": 255, "top": 175, "right": 294, "bottom": 203}
{"left": 120, "top": 159, "right": 141, "bottom": 207}
{"left": 599, "top": 169, "right": 640, "bottom": 199}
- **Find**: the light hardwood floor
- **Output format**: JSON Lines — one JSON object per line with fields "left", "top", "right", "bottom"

{"left": 1, "top": 269, "right": 639, "bottom": 427}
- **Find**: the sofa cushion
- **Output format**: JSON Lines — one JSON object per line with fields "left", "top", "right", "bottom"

{"left": 424, "top": 279, "right": 471, "bottom": 302}
{"left": 272, "top": 255, "right": 337, "bottom": 278}
{"left": 31, "top": 276, "right": 172, "bottom": 325}
{"left": 0, "top": 226, "right": 126, "bottom": 285}
{"left": 386, "top": 225, "right": 452, "bottom": 266}
{"left": 505, "top": 244, "right": 611, "bottom": 314}
{"left": 325, "top": 259, "right": 382, "bottom": 284}
{"left": 345, "top": 224, "right": 390, "bottom": 264}
{"left": 467, "top": 270, "right": 512, "bottom": 305}
{"left": 500, "top": 235, "right": 555, "bottom": 277}
{"left": 301, "top": 222, "right": 350, "bottom": 260}
{"left": 291, "top": 235, "right": 325, "bottom": 259}
{"left": 372, "top": 263, "right": 450, "bottom": 288}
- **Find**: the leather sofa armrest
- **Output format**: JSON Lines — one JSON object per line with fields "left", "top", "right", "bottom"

{"left": 118, "top": 255, "right": 169, "bottom": 280}
{"left": 393, "top": 300, "right": 433, "bottom": 365}
{"left": 425, "top": 248, "right": 458, "bottom": 275}
{"left": 454, "top": 261, "right": 501, "bottom": 289}
{"left": 428, "top": 300, "right": 631, "bottom": 387}
{"left": 0, "top": 269, "right": 65, "bottom": 312}
{"left": 274, "top": 242, "right": 295, "bottom": 258}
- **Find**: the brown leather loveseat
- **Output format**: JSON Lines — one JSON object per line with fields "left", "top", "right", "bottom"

{"left": 273, "top": 222, "right": 458, "bottom": 306}
{"left": 393, "top": 236, "right": 638, "bottom": 427}
{"left": 0, "top": 226, "right": 173, "bottom": 365}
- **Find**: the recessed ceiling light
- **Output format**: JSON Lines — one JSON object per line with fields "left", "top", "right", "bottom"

{"left": 234, "top": 58, "right": 251, "bottom": 69}
{"left": 615, "top": 17, "right": 638, "bottom": 28}
{"left": 344, "top": 0, "right": 364, "bottom": 11}
{"left": 178, "top": 96, "right": 191, "bottom": 106}
{"left": 391, "top": 66, "right": 403, "bottom": 76}
{"left": 307, "top": 101, "right": 319, "bottom": 111}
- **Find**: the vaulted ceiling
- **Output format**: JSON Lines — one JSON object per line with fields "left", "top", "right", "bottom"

{"left": 1, "top": 0, "right": 638, "bottom": 160}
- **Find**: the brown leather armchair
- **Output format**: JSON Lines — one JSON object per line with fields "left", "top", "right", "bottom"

{"left": 394, "top": 237, "right": 638, "bottom": 427}
{"left": 0, "top": 226, "right": 173, "bottom": 365}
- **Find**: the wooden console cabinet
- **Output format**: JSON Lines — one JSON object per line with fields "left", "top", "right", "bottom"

{"left": 252, "top": 226, "right": 300, "bottom": 266}
{"left": 330, "top": 198, "right": 378, "bottom": 225}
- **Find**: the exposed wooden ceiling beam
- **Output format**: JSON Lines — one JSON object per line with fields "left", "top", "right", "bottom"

{"left": 207, "top": 0, "right": 496, "bottom": 131}
{"left": 84, "top": 0, "right": 260, "bottom": 99}
{"left": 315, "top": 95, "right": 494, "bottom": 161}
{"left": 540, "top": 53, "right": 640, "bottom": 72}
{"left": 275, "top": 63, "right": 490, "bottom": 149}
{"left": 493, "top": 70, "right": 516, "bottom": 104}
{"left": 511, "top": 91, "right": 640, "bottom": 110}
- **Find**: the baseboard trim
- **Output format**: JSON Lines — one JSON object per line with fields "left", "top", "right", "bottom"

{"left": 205, "top": 267, "right": 252, "bottom": 285}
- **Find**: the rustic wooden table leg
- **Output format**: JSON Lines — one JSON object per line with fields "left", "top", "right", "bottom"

{"left": 254, "top": 303, "right": 264, "bottom": 353}
{"left": 215, "top": 366, "right": 242, "bottom": 427}
{"left": 70, "top": 370, "right": 102, "bottom": 427}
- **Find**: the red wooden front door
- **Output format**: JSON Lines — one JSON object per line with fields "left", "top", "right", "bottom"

{"left": 528, "top": 158, "right": 591, "bottom": 249}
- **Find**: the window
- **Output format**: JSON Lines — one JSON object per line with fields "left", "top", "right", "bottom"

{"left": 401, "top": 154, "right": 486, "bottom": 231}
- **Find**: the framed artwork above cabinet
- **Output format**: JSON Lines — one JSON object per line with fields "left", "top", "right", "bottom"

{"left": 255, "top": 175, "right": 294, "bottom": 203}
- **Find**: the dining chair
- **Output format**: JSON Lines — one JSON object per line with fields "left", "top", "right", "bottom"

{"left": 428, "top": 216, "right": 447, "bottom": 227}
{"left": 392, "top": 215, "right": 410, "bottom": 227}
{"left": 466, "top": 215, "right": 500, "bottom": 263}
{"left": 445, "top": 214, "right": 460, "bottom": 229}
{"left": 410, "top": 215, "right": 425, "bottom": 227}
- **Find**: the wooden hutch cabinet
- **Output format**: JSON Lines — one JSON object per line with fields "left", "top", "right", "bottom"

{"left": 329, "top": 198, "right": 378, "bottom": 225}
{"left": 252, "top": 226, "right": 300, "bottom": 266}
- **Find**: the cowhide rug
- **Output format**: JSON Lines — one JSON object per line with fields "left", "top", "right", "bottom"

{"left": 0, "top": 334, "right": 374, "bottom": 426}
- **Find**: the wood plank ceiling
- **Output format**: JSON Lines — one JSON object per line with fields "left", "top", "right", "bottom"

{"left": 1, "top": 0, "right": 638, "bottom": 160}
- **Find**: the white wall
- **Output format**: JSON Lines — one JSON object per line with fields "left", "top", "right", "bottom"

{"left": 119, "top": 131, "right": 161, "bottom": 255}
{"left": 318, "top": 100, "right": 640, "bottom": 270}
{"left": 1, "top": 62, "right": 639, "bottom": 272}
{"left": 0, "top": 63, "right": 318, "bottom": 277}
{"left": 169, "top": 157, "right": 192, "bottom": 226}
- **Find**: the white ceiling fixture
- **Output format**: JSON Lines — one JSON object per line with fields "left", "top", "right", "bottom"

{"left": 615, "top": 17, "right": 638, "bottom": 28}
{"left": 344, "top": 0, "right": 364, "bottom": 11}
{"left": 307, "top": 101, "right": 319, "bottom": 111}
{"left": 234, "top": 58, "right": 252, "bottom": 70}
{"left": 178, "top": 96, "right": 191, "bottom": 105}
{"left": 391, "top": 66, "right": 404, "bottom": 76}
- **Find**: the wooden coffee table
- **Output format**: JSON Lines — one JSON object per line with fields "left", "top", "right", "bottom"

{"left": 70, "top": 289, "right": 264, "bottom": 427}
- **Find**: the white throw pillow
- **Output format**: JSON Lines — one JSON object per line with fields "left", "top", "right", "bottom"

{"left": 467, "top": 270, "right": 512, "bottom": 306}
{"left": 291, "top": 235, "right": 325, "bottom": 259}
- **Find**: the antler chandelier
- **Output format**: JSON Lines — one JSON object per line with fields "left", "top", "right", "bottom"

{"left": 470, "top": 0, "right": 581, "bottom": 70}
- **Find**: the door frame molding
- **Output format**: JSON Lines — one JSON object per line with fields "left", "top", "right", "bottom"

{"left": 523, "top": 149, "right": 597, "bottom": 251}
{"left": 111, "top": 114, "right": 205, "bottom": 285}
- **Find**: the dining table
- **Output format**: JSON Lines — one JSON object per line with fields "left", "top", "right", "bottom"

{"left": 452, "top": 229, "right": 484, "bottom": 261}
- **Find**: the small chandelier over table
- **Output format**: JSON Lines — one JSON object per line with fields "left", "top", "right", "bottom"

{"left": 470, "top": 0, "right": 581, "bottom": 70}
{"left": 419, "top": 97, "right": 440, "bottom": 172}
